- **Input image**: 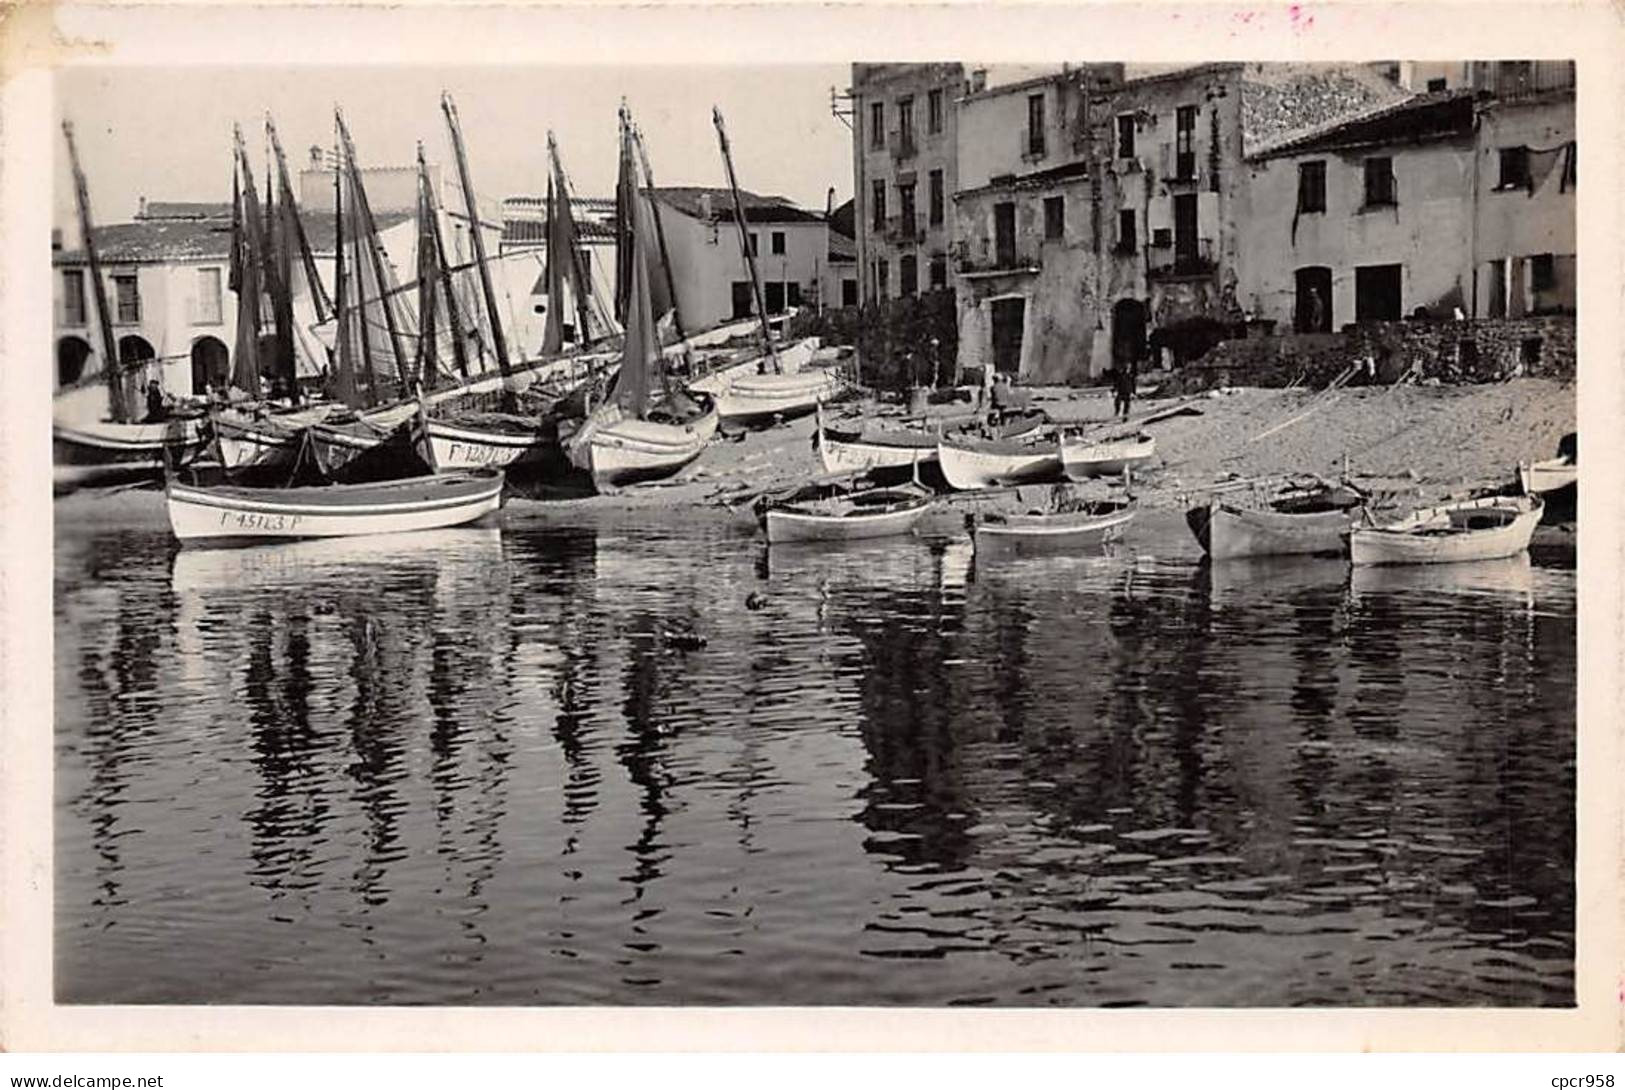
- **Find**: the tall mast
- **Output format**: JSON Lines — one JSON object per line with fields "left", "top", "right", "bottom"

{"left": 547, "top": 131, "right": 595, "bottom": 349}
{"left": 228, "top": 150, "right": 264, "bottom": 399}
{"left": 238, "top": 124, "right": 296, "bottom": 405}
{"left": 330, "top": 118, "right": 360, "bottom": 408}
{"left": 414, "top": 142, "right": 440, "bottom": 391}
{"left": 336, "top": 110, "right": 411, "bottom": 396}
{"left": 712, "top": 106, "right": 778, "bottom": 373}
{"left": 421, "top": 144, "right": 471, "bottom": 381}
{"left": 440, "top": 92, "right": 513, "bottom": 391}
{"left": 267, "top": 114, "right": 333, "bottom": 323}
{"left": 61, "top": 121, "right": 130, "bottom": 423}
{"left": 632, "top": 122, "right": 689, "bottom": 351}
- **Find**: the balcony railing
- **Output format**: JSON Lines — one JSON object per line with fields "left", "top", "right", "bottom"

{"left": 890, "top": 129, "right": 918, "bottom": 161}
{"left": 1147, "top": 237, "right": 1216, "bottom": 279}
{"left": 956, "top": 248, "right": 1043, "bottom": 276}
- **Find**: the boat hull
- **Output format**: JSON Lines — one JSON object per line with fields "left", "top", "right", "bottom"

{"left": 706, "top": 367, "right": 844, "bottom": 425}
{"left": 166, "top": 469, "right": 505, "bottom": 544}
{"left": 1191, "top": 501, "right": 1362, "bottom": 560}
{"left": 569, "top": 400, "right": 719, "bottom": 491}
{"left": 936, "top": 439, "right": 1062, "bottom": 491}
{"left": 766, "top": 496, "right": 930, "bottom": 544}
{"left": 1061, "top": 434, "right": 1156, "bottom": 479}
{"left": 1518, "top": 458, "right": 1577, "bottom": 495}
{"left": 53, "top": 417, "right": 208, "bottom": 488}
{"left": 975, "top": 503, "right": 1135, "bottom": 550}
{"left": 424, "top": 418, "right": 551, "bottom": 470}
{"left": 1348, "top": 495, "right": 1543, "bottom": 567}
{"left": 212, "top": 406, "right": 333, "bottom": 472}
{"left": 817, "top": 433, "right": 938, "bottom": 476}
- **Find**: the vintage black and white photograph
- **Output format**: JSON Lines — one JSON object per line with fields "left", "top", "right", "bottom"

{"left": 24, "top": 1, "right": 1604, "bottom": 1034}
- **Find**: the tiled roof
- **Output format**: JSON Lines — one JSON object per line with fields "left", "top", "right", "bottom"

{"left": 829, "top": 197, "right": 855, "bottom": 240}
{"left": 651, "top": 186, "right": 824, "bottom": 224}
{"left": 502, "top": 217, "right": 617, "bottom": 245}
{"left": 1249, "top": 88, "right": 1476, "bottom": 160}
{"left": 138, "top": 200, "right": 232, "bottom": 221}
{"left": 54, "top": 209, "right": 414, "bottom": 265}
{"left": 1240, "top": 63, "right": 1412, "bottom": 157}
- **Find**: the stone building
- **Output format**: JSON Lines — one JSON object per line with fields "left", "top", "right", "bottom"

{"left": 849, "top": 63, "right": 968, "bottom": 304}
{"left": 951, "top": 62, "right": 1403, "bottom": 384}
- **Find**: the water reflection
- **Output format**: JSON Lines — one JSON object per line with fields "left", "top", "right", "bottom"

{"left": 55, "top": 516, "right": 1575, "bottom": 1006}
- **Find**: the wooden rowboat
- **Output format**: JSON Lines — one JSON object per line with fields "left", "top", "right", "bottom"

{"left": 1517, "top": 455, "right": 1577, "bottom": 496}
{"left": 974, "top": 498, "right": 1135, "bottom": 551}
{"left": 165, "top": 467, "right": 505, "bottom": 544}
{"left": 1186, "top": 483, "right": 1366, "bottom": 560}
{"left": 1060, "top": 431, "right": 1156, "bottom": 479}
{"left": 936, "top": 433, "right": 1062, "bottom": 491}
{"left": 765, "top": 486, "right": 932, "bottom": 545}
{"left": 1347, "top": 494, "right": 1543, "bottom": 567}
{"left": 693, "top": 361, "right": 844, "bottom": 426}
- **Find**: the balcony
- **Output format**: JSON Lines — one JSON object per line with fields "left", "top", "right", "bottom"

{"left": 885, "top": 215, "right": 922, "bottom": 243}
{"left": 1147, "top": 237, "right": 1216, "bottom": 280}
{"left": 890, "top": 129, "right": 918, "bottom": 161}
{"left": 955, "top": 246, "right": 1043, "bottom": 279}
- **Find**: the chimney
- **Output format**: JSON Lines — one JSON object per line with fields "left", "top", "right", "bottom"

{"left": 825, "top": 186, "right": 835, "bottom": 218}
{"left": 970, "top": 68, "right": 988, "bottom": 93}
{"left": 699, "top": 192, "right": 713, "bottom": 220}
{"left": 137, "top": 196, "right": 147, "bottom": 219}
{"left": 51, "top": 227, "right": 62, "bottom": 251}
{"left": 310, "top": 144, "right": 323, "bottom": 167}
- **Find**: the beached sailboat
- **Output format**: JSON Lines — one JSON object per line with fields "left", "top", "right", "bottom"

{"left": 165, "top": 466, "right": 505, "bottom": 544}
{"left": 682, "top": 108, "right": 843, "bottom": 426}
{"left": 936, "top": 431, "right": 1063, "bottom": 491}
{"left": 1186, "top": 480, "right": 1367, "bottom": 560}
{"left": 1347, "top": 494, "right": 1543, "bottom": 567}
{"left": 565, "top": 108, "right": 717, "bottom": 491}
{"left": 1060, "top": 430, "right": 1156, "bottom": 479}
{"left": 53, "top": 121, "right": 207, "bottom": 487}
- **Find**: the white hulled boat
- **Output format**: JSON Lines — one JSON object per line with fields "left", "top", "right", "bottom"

{"left": 1347, "top": 494, "right": 1543, "bottom": 567}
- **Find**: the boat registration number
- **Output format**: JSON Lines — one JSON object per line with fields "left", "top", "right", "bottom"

{"left": 445, "top": 442, "right": 512, "bottom": 465}
{"left": 219, "top": 510, "right": 302, "bottom": 532}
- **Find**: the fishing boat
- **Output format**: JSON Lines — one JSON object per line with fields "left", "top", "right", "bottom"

{"left": 1186, "top": 480, "right": 1366, "bottom": 560}
{"left": 1518, "top": 456, "right": 1577, "bottom": 496}
{"left": 304, "top": 403, "right": 433, "bottom": 484}
{"left": 765, "top": 485, "right": 932, "bottom": 544}
{"left": 1347, "top": 494, "right": 1543, "bottom": 567}
{"left": 936, "top": 432, "right": 1062, "bottom": 491}
{"left": 684, "top": 108, "right": 844, "bottom": 426}
{"left": 210, "top": 405, "right": 333, "bottom": 473}
{"left": 973, "top": 496, "right": 1136, "bottom": 551}
{"left": 53, "top": 121, "right": 211, "bottom": 488}
{"left": 814, "top": 406, "right": 1048, "bottom": 477}
{"left": 566, "top": 107, "right": 719, "bottom": 491}
{"left": 1060, "top": 430, "right": 1156, "bottom": 479}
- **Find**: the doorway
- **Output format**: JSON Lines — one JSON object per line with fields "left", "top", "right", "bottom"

{"left": 1111, "top": 298, "right": 1148, "bottom": 371}
{"left": 57, "top": 336, "right": 92, "bottom": 386}
{"left": 1173, "top": 193, "right": 1198, "bottom": 269}
{"left": 1294, "top": 267, "right": 1333, "bottom": 332}
{"left": 993, "top": 202, "right": 1016, "bottom": 268}
{"left": 990, "top": 296, "right": 1025, "bottom": 375}
{"left": 1354, "top": 264, "right": 1402, "bottom": 322}
{"left": 190, "top": 336, "right": 230, "bottom": 395}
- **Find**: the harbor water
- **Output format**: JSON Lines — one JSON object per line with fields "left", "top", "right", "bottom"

{"left": 54, "top": 508, "right": 1575, "bottom": 1006}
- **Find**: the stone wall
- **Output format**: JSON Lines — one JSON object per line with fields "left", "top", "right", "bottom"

{"left": 1173, "top": 315, "right": 1575, "bottom": 391}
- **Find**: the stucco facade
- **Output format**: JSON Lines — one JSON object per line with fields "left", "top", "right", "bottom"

{"left": 1472, "top": 89, "right": 1576, "bottom": 318}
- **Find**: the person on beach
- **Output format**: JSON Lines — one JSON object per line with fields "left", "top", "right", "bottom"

{"left": 1113, "top": 359, "right": 1135, "bottom": 420}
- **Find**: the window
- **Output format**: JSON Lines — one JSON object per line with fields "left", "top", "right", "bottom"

{"left": 898, "top": 182, "right": 917, "bottom": 234}
{"left": 195, "top": 267, "right": 222, "bottom": 325}
{"left": 113, "top": 273, "right": 140, "bottom": 324}
{"left": 929, "top": 252, "right": 947, "bottom": 289}
{"left": 770, "top": 231, "right": 786, "bottom": 255}
{"left": 842, "top": 278, "right": 858, "bottom": 307}
{"left": 1297, "top": 160, "right": 1326, "bottom": 213}
{"left": 1026, "top": 93, "right": 1046, "bottom": 157}
{"left": 994, "top": 201, "right": 1016, "bottom": 267}
{"left": 1117, "top": 209, "right": 1138, "bottom": 254}
{"left": 1498, "top": 146, "right": 1530, "bottom": 189}
{"left": 1530, "top": 253, "right": 1555, "bottom": 291}
{"left": 872, "top": 179, "right": 887, "bottom": 230}
{"left": 787, "top": 282, "right": 803, "bottom": 309}
{"left": 898, "top": 97, "right": 914, "bottom": 137}
{"left": 1173, "top": 193, "right": 1198, "bottom": 265}
{"left": 765, "top": 281, "right": 786, "bottom": 313}
{"left": 1175, "top": 105, "right": 1197, "bottom": 179}
{"left": 731, "top": 281, "right": 753, "bottom": 319}
{"left": 1426, "top": 77, "right": 1448, "bottom": 92}
{"left": 869, "top": 102, "right": 884, "bottom": 149}
{"left": 877, "top": 258, "right": 890, "bottom": 300}
{"left": 927, "top": 89, "right": 943, "bottom": 134}
{"left": 748, "top": 233, "right": 759, "bottom": 256}
{"left": 1363, "top": 156, "right": 1396, "bottom": 207}
{"left": 1487, "top": 258, "right": 1507, "bottom": 318}
{"left": 899, "top": 254, "right": 918, "bottom": 297}
{"left": 1151, "top": 227, "right": 1172, "bottom": 248}
{"left": 61, "top": 269, "right": 85, "bottom": 326}
{"left": 1044, "top": 196, "right": 1065, "bottom": 240}
{"left": 1117, "top": 114, "right": 1136, "bottom": 159}
{"left": 928, "top": 169, "right": 944, "bottom": 226}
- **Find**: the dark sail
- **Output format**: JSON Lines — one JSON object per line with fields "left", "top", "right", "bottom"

{"left": 61, "top": 120, "right": 131, "bottom": 423}
{"left": 229, "top": 155, "right": 264, "bottom": 397}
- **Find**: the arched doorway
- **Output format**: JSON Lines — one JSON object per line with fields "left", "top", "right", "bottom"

{"left": 190, "top": 336, "right": 230, "bottom": 395}
{"left": 1111, "top": 298, "right": 1148, "bottom": 371}
{"left": 117, "top": 334, "right": 155, "bottom": 366}
{"left": 57, "top": 336, "right": 92, "bottom": 386}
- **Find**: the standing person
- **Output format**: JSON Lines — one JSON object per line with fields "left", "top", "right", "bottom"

{"left": 1113, "top": 357, "right": 1136, "bottom": 421}
{"left": 144, "top": 379, "right": 169, "bottom": 423}
{"left": 981, "top": 363, "right": 996, "bottom": 414}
